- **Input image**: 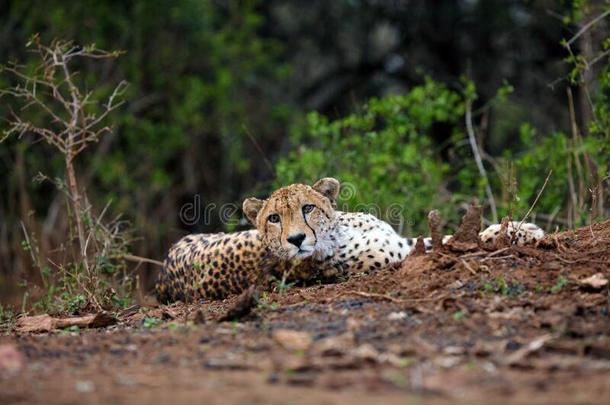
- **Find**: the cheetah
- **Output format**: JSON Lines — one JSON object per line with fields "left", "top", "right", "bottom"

{"left": 155, "top": 178, "right": 544, "bottom": 303}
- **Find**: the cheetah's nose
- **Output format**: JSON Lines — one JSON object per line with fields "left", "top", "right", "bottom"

{"left": 287, "top": 233, "right": 306, "bottom": 248}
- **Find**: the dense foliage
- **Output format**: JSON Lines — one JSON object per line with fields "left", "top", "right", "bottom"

{"left": 276, "top": 78, "right": 608, "bottom": 234}
{"left": 276, "top": 80, "right": 465, "bottom": 234}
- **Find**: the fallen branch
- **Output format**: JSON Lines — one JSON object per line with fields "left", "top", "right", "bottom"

{"left": 337, "top": 290, "right": 449, "bottom": 304}
{"left": 340, "top": 290, "right": 405, "bottom": 303}
{"left": 16, "top": 312, "right": 116, "bottom": 333}
{"left": 465, "top": 99, "right": 497, "bottom": 223}
{"left": 460, "top": 259, "right": 477, "bottom": 275}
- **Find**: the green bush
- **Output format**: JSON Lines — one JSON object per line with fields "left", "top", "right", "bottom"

{"left": 276, "top": 79, "right": 466, "bottom": 235}
{"left": 499, "top": 124, "right": 608, "bottom": 226}
{"left": 276, "top": 74, "right": 608, "bottom": 234}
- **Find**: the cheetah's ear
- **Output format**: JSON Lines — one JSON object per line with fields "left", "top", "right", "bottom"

{"left": 243, "top": 197, "right": 264, "bottom": 225}
{"left": 312, "top": 177, "right": 340, "bottom": 208}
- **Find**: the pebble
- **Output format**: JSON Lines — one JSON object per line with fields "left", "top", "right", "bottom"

{"left": 0, "top": 344, "right": 24, "bottom": 374}
{"left": 75, "top": 380, "right": 95, "bottom": 393}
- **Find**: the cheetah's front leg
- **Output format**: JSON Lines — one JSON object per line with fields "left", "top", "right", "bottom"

{"left": 479, "top": 221, "right": 544, "bottom": 245}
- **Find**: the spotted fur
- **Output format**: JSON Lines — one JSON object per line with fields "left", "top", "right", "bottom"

{"left": 155, "top": 178, "right": 544, "bottom": 303}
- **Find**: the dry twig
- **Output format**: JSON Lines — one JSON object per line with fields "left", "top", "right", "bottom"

{"left": 465, "top": 99, "right": 497, "bottom": 223}
{"left": 518, "top": 170, "right": 553, "bottom": 230}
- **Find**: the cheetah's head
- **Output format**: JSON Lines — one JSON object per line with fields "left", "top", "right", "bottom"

{"left": 243, "top": 178, "right": 340, "bottom": 261}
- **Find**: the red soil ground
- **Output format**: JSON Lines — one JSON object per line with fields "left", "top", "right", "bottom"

{"left": 1, "top": 218, "right": 609, "bottom": 404}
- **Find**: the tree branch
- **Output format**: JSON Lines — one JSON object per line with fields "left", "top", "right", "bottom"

{"left": 465, "top": 99, "right": 498, "bottom": 223}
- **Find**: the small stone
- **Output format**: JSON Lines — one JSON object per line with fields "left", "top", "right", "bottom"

{"left": 272, "top": 329, "right": 313, "bottom": 352}
{"left": 115, "top": 374, "right": 137, "bottom": 387}
{"left": 345, "top": 317, "right": 362, "bottom": 331}
{"left": 443, "top": 346, "right": 465, "bottom": 355}
{"left": 75, "top": 380, "right": 95, "bottom": 393}
{"left": 351, "top": 344, "right": 380, "bottom": 361}
{"left": 125, "top": 344, "right": 138, "bottom": 352}
{"left": 266, "top": 371, "right": 280, "bottom": 384}
{"left": 0, "top": 344, "right": 24, "bottom": 374}
{"left": 435, "top": 355, "right": 462, "bottom": 368}
{"left": 387, "top": 311, "right": 408, "bottom": 321}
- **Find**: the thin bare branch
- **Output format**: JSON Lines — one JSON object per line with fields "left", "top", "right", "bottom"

{"left": 123, "top": 254, "right": 164, "bottom": 267}
{"left": 567, "top": 10, "right": 610, "bottom": 46}
{"left": 518, "top": 170, "right": 552, "bottom": 231}
{"left": 465, "top": 99, "right": 498, "bottom": 223}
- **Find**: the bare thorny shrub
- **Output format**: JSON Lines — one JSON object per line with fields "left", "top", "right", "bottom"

{"left": 1, "top": 36, "right": 132, "bottom": 313}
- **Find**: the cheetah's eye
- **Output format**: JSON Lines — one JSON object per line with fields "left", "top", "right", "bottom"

{"left": 302, "top": 204, "right": 315, "bottom": 214}
{"left": 267, "top": 213, "right": 280, "bottom": 223}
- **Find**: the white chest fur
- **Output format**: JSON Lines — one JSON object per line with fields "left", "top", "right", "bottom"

{"left": 327, "top": 212, "right": 412, "bottom": 272}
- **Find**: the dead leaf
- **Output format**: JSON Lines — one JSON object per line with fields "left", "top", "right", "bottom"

{"left": 579, "top": 273, "right": 608, "bottom": 290}
{"left": 272, "top": 329, "right": 313, "bottom": 351}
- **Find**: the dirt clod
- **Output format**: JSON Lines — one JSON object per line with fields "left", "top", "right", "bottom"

{"left": 495, "top": 216, "right": 511, "bottom": 248}
{"left": 412, "top": 236, "right": 426, "bottom": 256}
{"left": 217, "top": 284, "right": 260, "bottom": 322}
{"left": 445, "top": 203, "right": 482, "bottom": 251}
{"left": 427, "top": 209, "right": 443, "bottom": 250}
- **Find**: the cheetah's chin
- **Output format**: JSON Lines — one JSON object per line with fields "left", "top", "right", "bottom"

{"left": 294, "top": 248, "right": 314, "bottom": 258}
